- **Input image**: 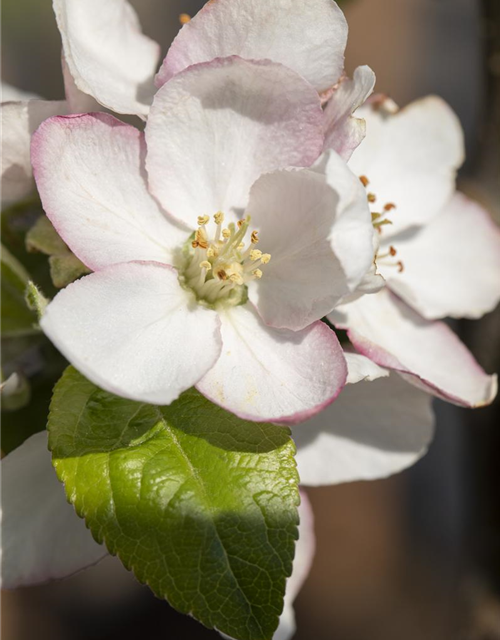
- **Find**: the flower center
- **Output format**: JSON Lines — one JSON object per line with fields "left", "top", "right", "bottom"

{"left": 179, "top": 212, "right": 271, "bottom": 306}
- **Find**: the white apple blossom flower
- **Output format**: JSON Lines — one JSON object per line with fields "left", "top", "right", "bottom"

{"left": 328, "top": 96, "right": 500, "bottom": 409}
{"left": 31, "top": 55, "right": 376, "bottom": 423}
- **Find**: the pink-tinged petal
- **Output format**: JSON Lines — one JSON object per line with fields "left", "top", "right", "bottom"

{"left": 40, "top": 262, "right": 222, "bottom": 405}
{"left": 32, "top": 113, "right": 189, "bottom": 271}
{"left": 247, "top": 152, "right": 373, "bottom": 331}
{"left": 146, "top": 57, "right": 324, "bottom": 229}
{"left": 293, "top": 359, "right": 435, "bottom": 486}
{"left": 329, "top": 289, "right": 498, "bottom": 408}
{"left": 323, "top": 65, "right": 376, "bottom": 161}
{"left": 1, "top": 99, "right": 66, "bottom": 208}
{"left": 197, "top": 304, "right": 346, "bottom": 424}
{"left": 61, "top": 54, "right": 101, "bottom": 114}
{"left": 0, "top": 432, "right": 107, "bottom": 588}
{"left": 384, "top": 193, "right": 500, "bottom": 320}
{"left": 53, "top": 0, "right": 160, "bottom": 116}
{"left": 156, "top": 0, "right": 348, "bottom": 93}
{"left": 349, "top": 96, "right": 465, "bottom": 236}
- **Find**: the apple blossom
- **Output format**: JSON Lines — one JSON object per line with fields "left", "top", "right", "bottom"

{"left": 328, "top": 96, "right": 499, "bottom": 409}
{"left": 31, "top": 55, "right": 378, "bottom": 423}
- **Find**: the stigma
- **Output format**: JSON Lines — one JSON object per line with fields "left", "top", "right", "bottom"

{"left": 181, "top": 212, "right": 271, "bottom": 305}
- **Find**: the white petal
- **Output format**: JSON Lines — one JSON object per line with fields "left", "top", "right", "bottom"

{"left": 329, "top": 289, "right": 498, "bottom": 408}
{"left": 53, "top": 0, "right": 160, "bottom": 116}
{"left": 344, "top": 351, "right": 389, "bottom": 384}
{"left": 1, "top": 99, "right": 66, "bottom": 208}
{"left": 323, "top": 65, "right": 376, "bottom": 160}
{"left": 384, "top": 193, "right": 500, "bottom": 320}
{"left": 61, "top": 54, "right": 101, "bottom": 114}
{"left": 146, "top": 57, "right": 324, "bottom": 229}
{"left": 0, "top": 432, "right": 107, "bottom": 588}
{"left": 247, "top": 153, "right": 373, "bottom": 331}
{"left": 41, "top": 262, "right": 222, "bottom": 405}
{"left": 294, "top": 366, "right": 435, "bottom": 486}
{"left": 197, "top": 304, "right": 346, "bottom": 424}
{"left": 32, "top": 113, "right": 189, "bottom": 271}
{"left": 349, "top": 96, "right": 465, "bottom": 236}
{"left": 156, "top": 0, "right": 348, "bottom": 93}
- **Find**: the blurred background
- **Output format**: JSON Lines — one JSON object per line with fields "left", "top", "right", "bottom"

{"left": 2, "top": 0, "right": 500, "bottom": 638}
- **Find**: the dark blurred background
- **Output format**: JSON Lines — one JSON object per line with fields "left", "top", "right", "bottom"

{"left": 2, "top": 0, "right": 500, "bottom": 638}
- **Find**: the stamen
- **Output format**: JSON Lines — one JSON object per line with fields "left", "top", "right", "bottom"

{"left": 250, "top": 249, "right": 262, "bottom": 261}
{"left": 367, "top": 193, "right": 377, "bottom": 203}
{"left": 182, "top": 212, "right": 270, "bottom": 305}
{"left": 384, "top": 203, "right": 396, "bottom": 212}
{"left": 359, "top": 175, "right": 370, "bottom": 187}
{"left": 179, "top": 13, "right": 191, "bottom": 24}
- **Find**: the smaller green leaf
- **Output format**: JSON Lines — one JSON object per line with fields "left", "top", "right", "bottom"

{"left": 1, "top": 244, "right": 37, "bottom": 337}
{"left": 49, "top": 253, "right": 90, "bottom": 288}
{"left": 26, "top": 215, "right": 68, "bottom": 255}
{"left": 25, "top": 215, "right": 90, "bottom": 288}
{"left": 49, "top": 367, "right": 299, "bottom": 640}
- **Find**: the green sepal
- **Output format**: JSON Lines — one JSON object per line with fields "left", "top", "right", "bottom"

{"left": 48, "top": 367, "right": 299, "bottom": 640}
{"left": 26, "top": 215, "right": 90, "bottom": 288}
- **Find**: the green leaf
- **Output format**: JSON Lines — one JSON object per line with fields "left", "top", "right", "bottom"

{"left": 1, "top": 244, "right": 37, "bottom": 337}
{"left": 48, "top": 367, "right": 299, "bottom": 640}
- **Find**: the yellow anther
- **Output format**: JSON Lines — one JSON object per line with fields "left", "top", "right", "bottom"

{"left": 367, "top": 193, "right": 377, "bottom": 203}
{"left": 359, "top": 175, "right": 369, "bottom": 187}
{"left": 260, "top": 253, "right": 271, "bottom": 264}
{"left": 229, "top": 273, "right": 244, "bottom": 285}
{"left": 214, "top": 211, "right": 224, "bottom": 224}
{"left": 384, "top": 202, "right": 396, "bottom": 212}
{"left": 193, "top": 228, "right": 208, "bottom": 249}
{"left": 251, "top": 231, "right": 259, "bottom": 244}
{"left": 250, "top": 249, "right": 262, "bottom": 261}
{"left": 371, "top": 212, "right": 382, "bottom": 222}
{"left": 222, "top": 228, "right": 231, "bottom": 239}
{"left": 179, "top": 13, "right": 191, "bottom": 24}
{"left": 252, "top": 269, "right": 263, "bottom": 279}
{"left": 200, "top": 261, "right": 211, "bottom": 271}
{"left": 238, "top": 243, "right": 245, "bottom": 250}
{"left": 237, "top": 219, "right": 244, "bottom": 229}
{"left": 197, "top": 215, "right": 210, "bottom": 226}
{"left": 207, "top": 246, "right": 218, "bottom": 258}
{"left": 217, "top": 269, "right": 228, "bottom": 281}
